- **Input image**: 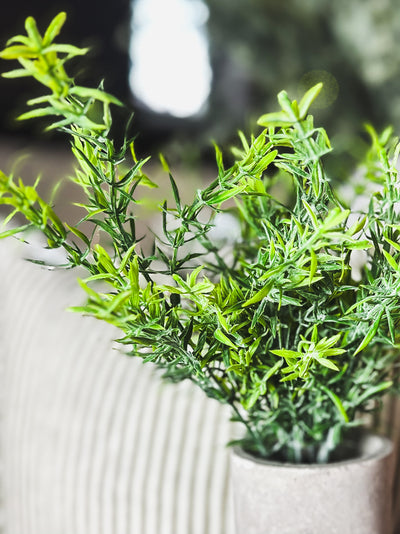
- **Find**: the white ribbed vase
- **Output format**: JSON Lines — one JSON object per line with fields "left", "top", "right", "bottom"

{"left": 231, "top": 433, "right": 394, "bottom": 534}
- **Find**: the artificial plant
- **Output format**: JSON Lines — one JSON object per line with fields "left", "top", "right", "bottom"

{"left": 1, "top": 13, "right": 399, "bottom": 463}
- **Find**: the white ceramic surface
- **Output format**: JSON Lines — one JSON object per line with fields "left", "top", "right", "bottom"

{"left": 231, "top": 433, "right": 394, "bottom": 534}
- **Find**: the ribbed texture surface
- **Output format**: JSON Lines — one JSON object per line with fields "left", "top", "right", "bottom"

{"left": 374, "top": 392, "right": 400, "bottom": 533}
{"left": 3, "top": 237, "right": 400, "bottom": 534}
{"left": 0, "top": 238, "right": 235, "bottom": 534}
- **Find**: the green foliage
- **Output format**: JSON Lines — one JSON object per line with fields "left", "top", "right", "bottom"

{"left": 0, "top": 12, "right": 121, "bottom": 131}
{"left": 1, "top": 13, "right": 400, "bottom": 463}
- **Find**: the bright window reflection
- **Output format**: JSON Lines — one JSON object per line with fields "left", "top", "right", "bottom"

{"left": 129, "top": 0, "right": 212, "bottom": 118}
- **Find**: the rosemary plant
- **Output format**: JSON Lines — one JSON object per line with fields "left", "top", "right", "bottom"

{"left": 1, "top": 13, "right": 400, "bottom": 463}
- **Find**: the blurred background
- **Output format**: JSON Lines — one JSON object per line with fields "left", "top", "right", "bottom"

{"left": 1, "top": 0, "right": 400, "bottom": 204}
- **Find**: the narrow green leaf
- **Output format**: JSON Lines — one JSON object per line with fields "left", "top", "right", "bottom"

{"left": 2, "top": 69, "right": 32, "bottom": 78}
{"left": 105, "top": 290, "right": 131, "bottom": 314}
{"left": 347, "top": 216, "right": 366, "bottom": 236}
{"left": 5, "top": 35, "right": 32, "bottom": 47}
{"left": 42, "top": 12, "right": 67, "bottom": 46}
{"left": 214, "top": 329, "right": 237, "bottom": 349}
{"left": 43, "top": 43, "right": 89, "bottom": 57}
{"left": 302, "top": 199, "right": 318, "bottom": 229}
{"left": 159, "top": 153, "right": 170, "bottom": 172}
{"left": 270, "top": 349, "right": 300, "bottom": 359}
{"left": 319, "top": 333, "right": 341, "bottom": 349}
{"left": 243, "top": 281, "right": 273, "bottom": 307}
{"left": 216, "top": 307, "right": 230, "bottom": 332}
{"left": 257, "top": 111, "right": 294, "bottom": 128}
{"left": 320, "top": 385, "right": 349, "bottom": 422}
{"left": 26, "top": 96, "right": 53, "bottom": 106}
{"left": 238, "top": 130, "right": 249, "bottom": 151}
{"left": 323, "top": 348, "right": 346, "bottom": 357}
{"left": 118, "top": 244, "right": 137, "bottom": 274}
{"left": 277, "top": 90, "right": 297, "bottom": 118}
{"left": 169, "top": 173, "right": 181, "bottom": 211}
{"left": 386, "top": 308, "right": 395, "bottom": 344}
{"left": 0, "top": 45, "right": 37, "bottom": 59}
{"left": 298, "top": 83, "right": 323, "bottom": 119}
{"left": 252, "top": 150, "right": 278, "bottom": 174}
{"left": 76, "top": 278, "right": 102, "bottom": 303}
{"left": 251, "top": 299, "right": 267, "bottom": 329}
{"left": 129, "top": 256, "right": 140, "bottom": 308}
{"left": 83, "top": 273, "right": 116, "bottom": 282}
{"left": 66, "top": 223, "right": 90, "bottom": 247}
{"left": 208, "top": 184, "right": 247, "bottom": 204}
{"left": 263, "top": 359, "right": 284, "bottom": 381}
{"left": 25, "top": 16, "right": 42, "bottom": 48}
{"left": 214, "top": 143, "right": 224, "bottom": 173}
{"left": 321, "top": 208, "right": 349, "bottom": 231}
{"left": 311, "top": 325, "right": 318, "bottom": 343}
{"left": 188, "top": 265, "right": 203, "bottom": 287}
{"left": 308, "top": 249, "right": 318, "bottom": 286}
{"left": 354, "top": 308, "right": 384, "bottom": 355}
{"left": 0, "top": 223, "right": 31, "bottom": 238}
{"left": 172, "top": 274, "right": 191, "bottom": 292}
{"left": 280, "top": 372, "right": 299, "bottom": 382}
{"left": 385, "top": 236, "right": 400, "bottom": 252}
{"left": 69, "top": 85, "right": 122, "bottom": 105}
{"left": 136, "top": 174, "right": 157, "bottom": 189}
{"left": 17, "top": 106, "right": 62, "bottom": 121}
{"left": 316, "top": 357, "right": 340, "bottom": 372}
{"left": 356, "top": 381, "right": 393, "bottom": 405}
{"left": 383, "top": 249, "right": 399, "bottom": 271}
{"left": 344, "top": 240, "right": 372, "bottom": 250}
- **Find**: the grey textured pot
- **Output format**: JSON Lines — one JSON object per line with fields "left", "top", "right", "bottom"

{"left": 231, "top": 433, "right": 394, "bottom": 534}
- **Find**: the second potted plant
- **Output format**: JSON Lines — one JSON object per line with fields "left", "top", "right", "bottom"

{"left": 0, "top": 12, "right": 398, "bottom": 533}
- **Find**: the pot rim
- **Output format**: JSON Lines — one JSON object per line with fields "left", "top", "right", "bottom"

{"left": 232, "top": 431, "right": 393, "bottom": 469}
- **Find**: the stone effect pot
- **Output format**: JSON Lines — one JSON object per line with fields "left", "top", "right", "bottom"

{"left": 231, "top": 433, "right": 394, "bottom": 534}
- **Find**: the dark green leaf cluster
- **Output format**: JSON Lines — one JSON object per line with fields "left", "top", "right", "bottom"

{"left": 1, "top": 13, "right": 400, "bottom": 463}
